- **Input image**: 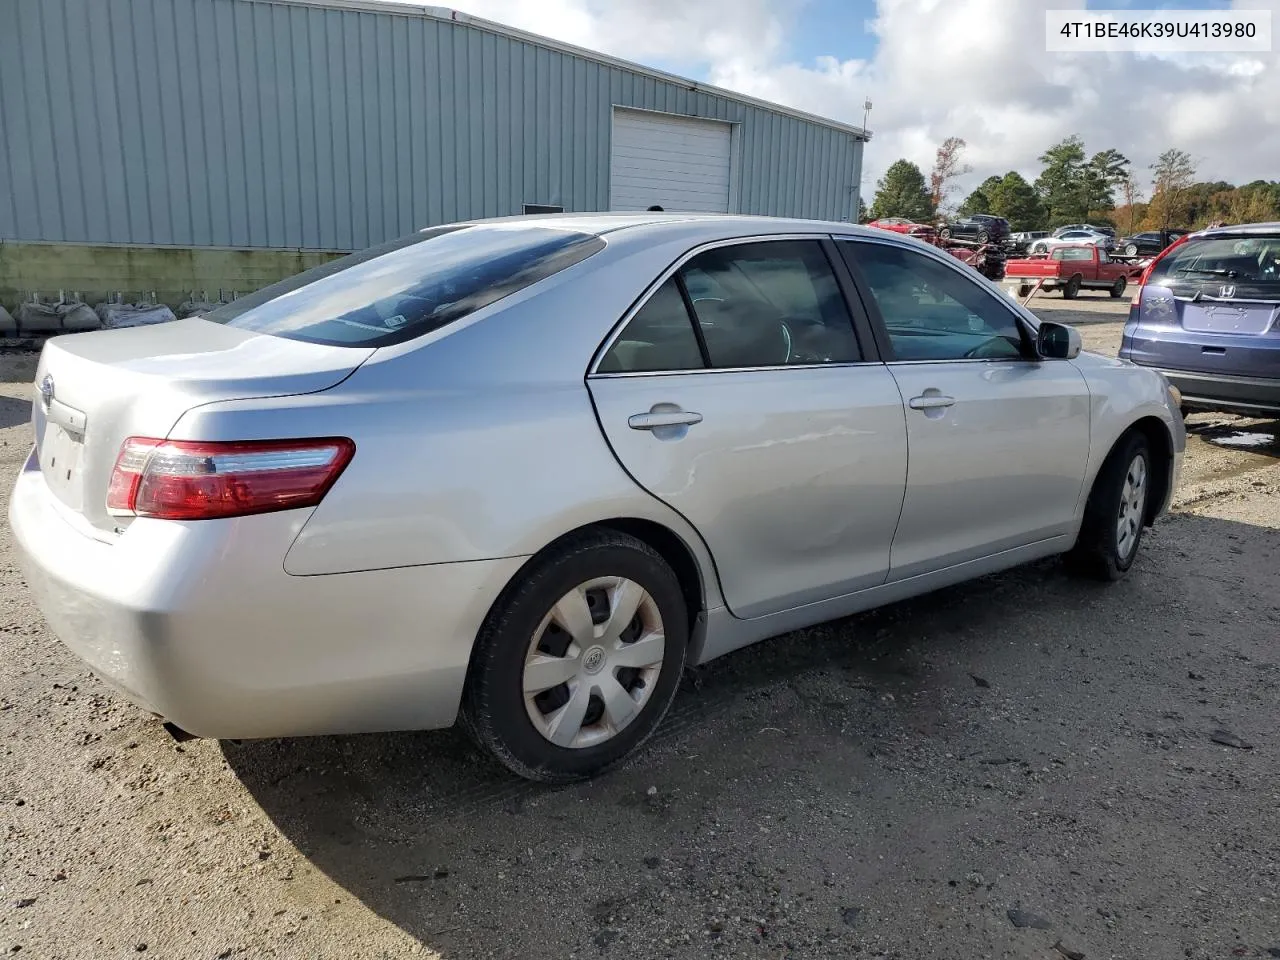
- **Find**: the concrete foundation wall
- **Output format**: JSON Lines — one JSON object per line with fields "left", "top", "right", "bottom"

{"left": 0, "top": 242, "right": 343, "bottom": 314}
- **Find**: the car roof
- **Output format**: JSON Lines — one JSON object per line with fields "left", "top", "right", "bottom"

{"left": 444, "top": 211, "right": 876, "bottom": 241}
{"left": 1191, "top": 221, "right": 1280, "bottom": 238}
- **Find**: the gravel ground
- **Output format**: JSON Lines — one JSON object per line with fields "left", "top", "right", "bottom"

{"left": 2, "top": 307, "right": 1278, "bottom": 960}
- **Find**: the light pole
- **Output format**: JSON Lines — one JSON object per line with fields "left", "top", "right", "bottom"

{"left": 862, "top": 98, "right": 872, "bottom": 133}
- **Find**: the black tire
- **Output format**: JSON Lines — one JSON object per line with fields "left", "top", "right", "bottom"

{"left": 1032, "top": 243, "right": 1047, "bottom": 255}
{"left": 460, "top": 530, "right": 689, "bottom": 783}
{"left": 1125, "top": 243, "right": 1138, "bottom": 257}
{"left": 1065, "top": 431, "right": 1152, "bottom": 581}
{"left": 1017, "top": 284, "right": 1032, "bottom": 298}
{"left": 1063, "top": 275, "right": 1082, "bottom": 299}
{"left": 939, "top": 227, "right": 952, "bottom": 240}
{"left": 1110, "top": 276, "right": 1127, "bottom": 299}
{"left": 976, "top": 230, "right": 990, "bottom": 243}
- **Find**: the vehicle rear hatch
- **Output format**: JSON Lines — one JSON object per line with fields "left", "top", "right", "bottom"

{"left": 1125, "top": 231, "right": 1280, "bottom": 377}
{"left": 31, "top": 319, "right": 373, "bottom": 534}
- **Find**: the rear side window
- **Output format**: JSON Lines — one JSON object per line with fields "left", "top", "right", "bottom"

{"left": 203, "top": 225, "right": 605, "bottom": 347}
{"left": 1148, "top": 234, "right": 1280, "bottom": 297}
{"left": 598, "top": 239, "right": 862, "bottom": 373}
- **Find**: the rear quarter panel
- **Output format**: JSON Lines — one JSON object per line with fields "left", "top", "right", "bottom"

{"left": 165, "top": 231, "right": 730, "bottom": 609}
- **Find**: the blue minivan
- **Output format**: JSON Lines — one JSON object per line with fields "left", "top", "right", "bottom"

{"left": 1120, "top": 223, "right": 1280, "bottom": 416}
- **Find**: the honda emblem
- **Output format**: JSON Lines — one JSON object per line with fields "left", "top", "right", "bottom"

{"left": 1219, "top": 284, "right": 1236, "bottom": 298}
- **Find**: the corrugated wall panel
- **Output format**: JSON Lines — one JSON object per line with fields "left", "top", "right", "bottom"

{"left": 0, "top": 0, "right": 864, "bottom": 248}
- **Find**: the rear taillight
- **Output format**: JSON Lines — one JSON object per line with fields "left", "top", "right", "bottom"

{"left": 106, "top": 437, "right": 355, "bottom": 520}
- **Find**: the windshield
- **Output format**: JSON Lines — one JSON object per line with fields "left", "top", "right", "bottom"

{"left": 203, "top": 224, "right": 605, "bottom": 346}
{"left": 1147, "top": 234, "right": 1280, "bottom": 298}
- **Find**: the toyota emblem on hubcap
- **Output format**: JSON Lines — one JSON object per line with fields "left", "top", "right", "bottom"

{"left": 581, "top": 646, "right": 606, "bottom": 674}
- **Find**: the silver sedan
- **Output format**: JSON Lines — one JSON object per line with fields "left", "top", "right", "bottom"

{"left": 9, "top": 214, "right": 1185, "bottom": 782}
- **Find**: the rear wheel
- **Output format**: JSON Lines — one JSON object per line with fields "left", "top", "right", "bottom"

{"left": 1110, "top": 276, "right": 1127, "bottom": 299}
{"left": 1063, "top": 276, "right": 1082, "bottom": 299}
{"left": 939, "top": 227, "right": 952, "bottom": 240}
{"left": 976, "top": 230, "right": 990, "bottom": 243}
{"left": 1032, "top": 242, "right": 1047, "bottom": 255}
{"left": 1066, "top": 431, "right": 1151, "bottom": 581}
{"left": 1017, "top": 284, "right": 1032, "bottom": 298}
{"left": 460, "top": 530, "right": 688, "bottom": 783}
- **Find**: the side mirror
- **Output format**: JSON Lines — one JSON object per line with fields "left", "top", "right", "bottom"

{"left": 1037, "top": 321, "right": 1081, "bottom": 360}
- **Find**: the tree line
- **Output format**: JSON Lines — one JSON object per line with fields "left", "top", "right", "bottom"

{"left": 866, "top": 135, "right": 1280, "bottom": 234}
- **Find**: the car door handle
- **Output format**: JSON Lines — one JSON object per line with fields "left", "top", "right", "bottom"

{"left": 908, "top": 395, "right": 956, "bottom": 410}
{"left": 628, "top": 410, "right": 704, "bottom": 430}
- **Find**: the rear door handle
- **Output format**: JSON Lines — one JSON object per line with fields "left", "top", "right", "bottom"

{"left": 628, "top": 410, "right": 703, "bottom": 430}
{"left": 908, "top": 395, "right": 956, "bottom": 410}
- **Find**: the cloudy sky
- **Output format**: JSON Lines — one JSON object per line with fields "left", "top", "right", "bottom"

{"left": 400, "top": 0, "right": 1278, "bottom": 205}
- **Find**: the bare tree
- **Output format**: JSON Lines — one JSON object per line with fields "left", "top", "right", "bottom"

{"left": 929, "top": 136, "right": 972, "bottom": 214}
{"left": 1119, "top": 175, "right": 1143, "bottom": 234}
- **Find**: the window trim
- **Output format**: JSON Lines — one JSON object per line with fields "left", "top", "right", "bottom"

{"left": 833, "top": 234, "right": 1040, "bottom": 366}
{"left": 588, "top": 233, "right": 882, "bottom": 378}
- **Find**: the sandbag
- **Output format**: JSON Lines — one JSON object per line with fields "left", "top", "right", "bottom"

{"left": 57, "top": 301, "right": 101, "bottom": 331}
{"left": 102, "top": 303, "right": 178, "bottom": 329}
{"left": 14, "top": 301, "right": 62, "bottom": 333}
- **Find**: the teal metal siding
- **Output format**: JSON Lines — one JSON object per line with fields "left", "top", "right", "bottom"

{"left": 0, "top": 0, "right": 865, "bottom": 249}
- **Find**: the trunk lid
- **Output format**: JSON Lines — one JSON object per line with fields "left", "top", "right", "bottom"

{"left": 31, "top": 319, "right": 372, "bottom": 533}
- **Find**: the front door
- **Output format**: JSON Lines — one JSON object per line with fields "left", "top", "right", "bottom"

{"left": 588, "top": 238, "right": 907, "bottom": 619}
{"left": 837, "top": 238, "right": 1091, "bottom": 581}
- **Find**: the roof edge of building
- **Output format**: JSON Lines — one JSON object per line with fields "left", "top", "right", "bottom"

{"left": 250, "top": 0, "right": 872, "bottom": 140}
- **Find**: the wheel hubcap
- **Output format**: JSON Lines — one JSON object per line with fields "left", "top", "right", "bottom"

{"left": 1116, "top": 454, "right": 1148, "bottom": 560}
{"left": 522, "top": 577, "right": 665, "bottom": 750}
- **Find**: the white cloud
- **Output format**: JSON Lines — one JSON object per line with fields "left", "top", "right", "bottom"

{"left": 415, "top": 0, "right": 1280, "bottom": 202}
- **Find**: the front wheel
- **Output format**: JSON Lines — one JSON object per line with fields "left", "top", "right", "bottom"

{"left": 1066, "top": 431, "right": 1152, "bottom": 581}
{"left": 1125, "top": 243, "right": 1138, "bottom": 257}
{"left": 976, "top": 230, "right": 990, "bottom": 243}
{"left": 1032, "top": 242, "right": 1047, "bottom": 255}
{"left": 1110, "top": 276, "right": 1127, "bottom": 299}
{"left": 938, "top": 227, "right": 952, "bottom": 240}
{"left": 460, "top": 530, "right": 689, "bottom": 783}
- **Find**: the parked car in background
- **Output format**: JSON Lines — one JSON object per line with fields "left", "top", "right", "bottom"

{"left": 1004, "top": 245, "right": 1143, "bottom": 299}
{"left": 867, "top": 217, "right": 937, "bottom": 241}
{"left": 1009, "top": 230, "right": 1051, "bottom": 255}
{"left": 1115, "top": 230, "right": 1189, "bottom": 258}
{"left": 938, "top": 214, "right": 1010, "bottom": 244}
{"left": 9, "top": 213, "right": 1184, "bottom": 783}
{"left": 1121, "top": 223, "right": 1280, "bottom": 416}
{"left": 1054, "top": 223, "right": 1117, "bottom": 238}
{"left": 1030, "top": 230, "right": 1116, "bottom": 255}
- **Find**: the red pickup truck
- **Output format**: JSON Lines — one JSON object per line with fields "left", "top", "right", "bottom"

{"left": 1002, "top": 244, "right": 1143, "bottom": 299}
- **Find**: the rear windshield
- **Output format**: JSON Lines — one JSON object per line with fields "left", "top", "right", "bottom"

{"left": 1148, "top": 234, "right": 1280, "bottom": 298}
{"left": 203, "top": 224, "right": 605, "bottom": 347}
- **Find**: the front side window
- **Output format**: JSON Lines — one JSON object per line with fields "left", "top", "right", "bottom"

{"left": 203, "top": 225, "right": 605, "bottom": 347}
{"left": 1058, "top": 247, "right": 1093, "bottom": 261}
{"left": 840, "top": 241, "right": 1027, "bottom": 362}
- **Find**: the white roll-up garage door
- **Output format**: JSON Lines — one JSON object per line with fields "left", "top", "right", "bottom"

{"left": 609, "top": 109, "right": 732, "bottom": 213}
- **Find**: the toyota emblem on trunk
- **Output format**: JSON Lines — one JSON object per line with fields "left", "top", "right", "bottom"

{"left": 39, "top": 375, "right": 54, "bottom": 407}
{"left": 1220, "top": 284, "right": 1236, "bottom": 298}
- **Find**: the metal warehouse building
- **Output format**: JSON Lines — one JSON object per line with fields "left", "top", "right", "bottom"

{"left": 0, "top": 0, "right": 868, "bottom": 307}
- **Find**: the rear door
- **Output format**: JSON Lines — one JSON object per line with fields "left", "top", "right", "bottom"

{"left": 836, "top": 236, "right": 1091, "bottom": 580}
{"left": 1128, "top": 231, "right": 1280, "bottom": 378}
{"left": 588, "top": 237, "right": 908, "bottom": 620}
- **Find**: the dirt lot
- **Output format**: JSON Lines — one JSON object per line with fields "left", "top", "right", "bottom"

{"left": 2, "top": 300, "right": 1278, "bottom": 960}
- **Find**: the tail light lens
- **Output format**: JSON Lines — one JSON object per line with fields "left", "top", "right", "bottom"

{"left": 106, "top": 437, "right": 355, "bottom": 520}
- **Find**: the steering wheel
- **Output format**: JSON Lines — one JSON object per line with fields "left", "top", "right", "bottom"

{"left": 963, "top": 336, "right": 1014, "bottom": 359}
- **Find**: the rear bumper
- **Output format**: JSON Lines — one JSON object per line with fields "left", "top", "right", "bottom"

{"left": 1138, "top": 368, "right": 1280, "bottom": 415}
{"left": 9, "top": 452, "right": 526, "bottom": 738}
